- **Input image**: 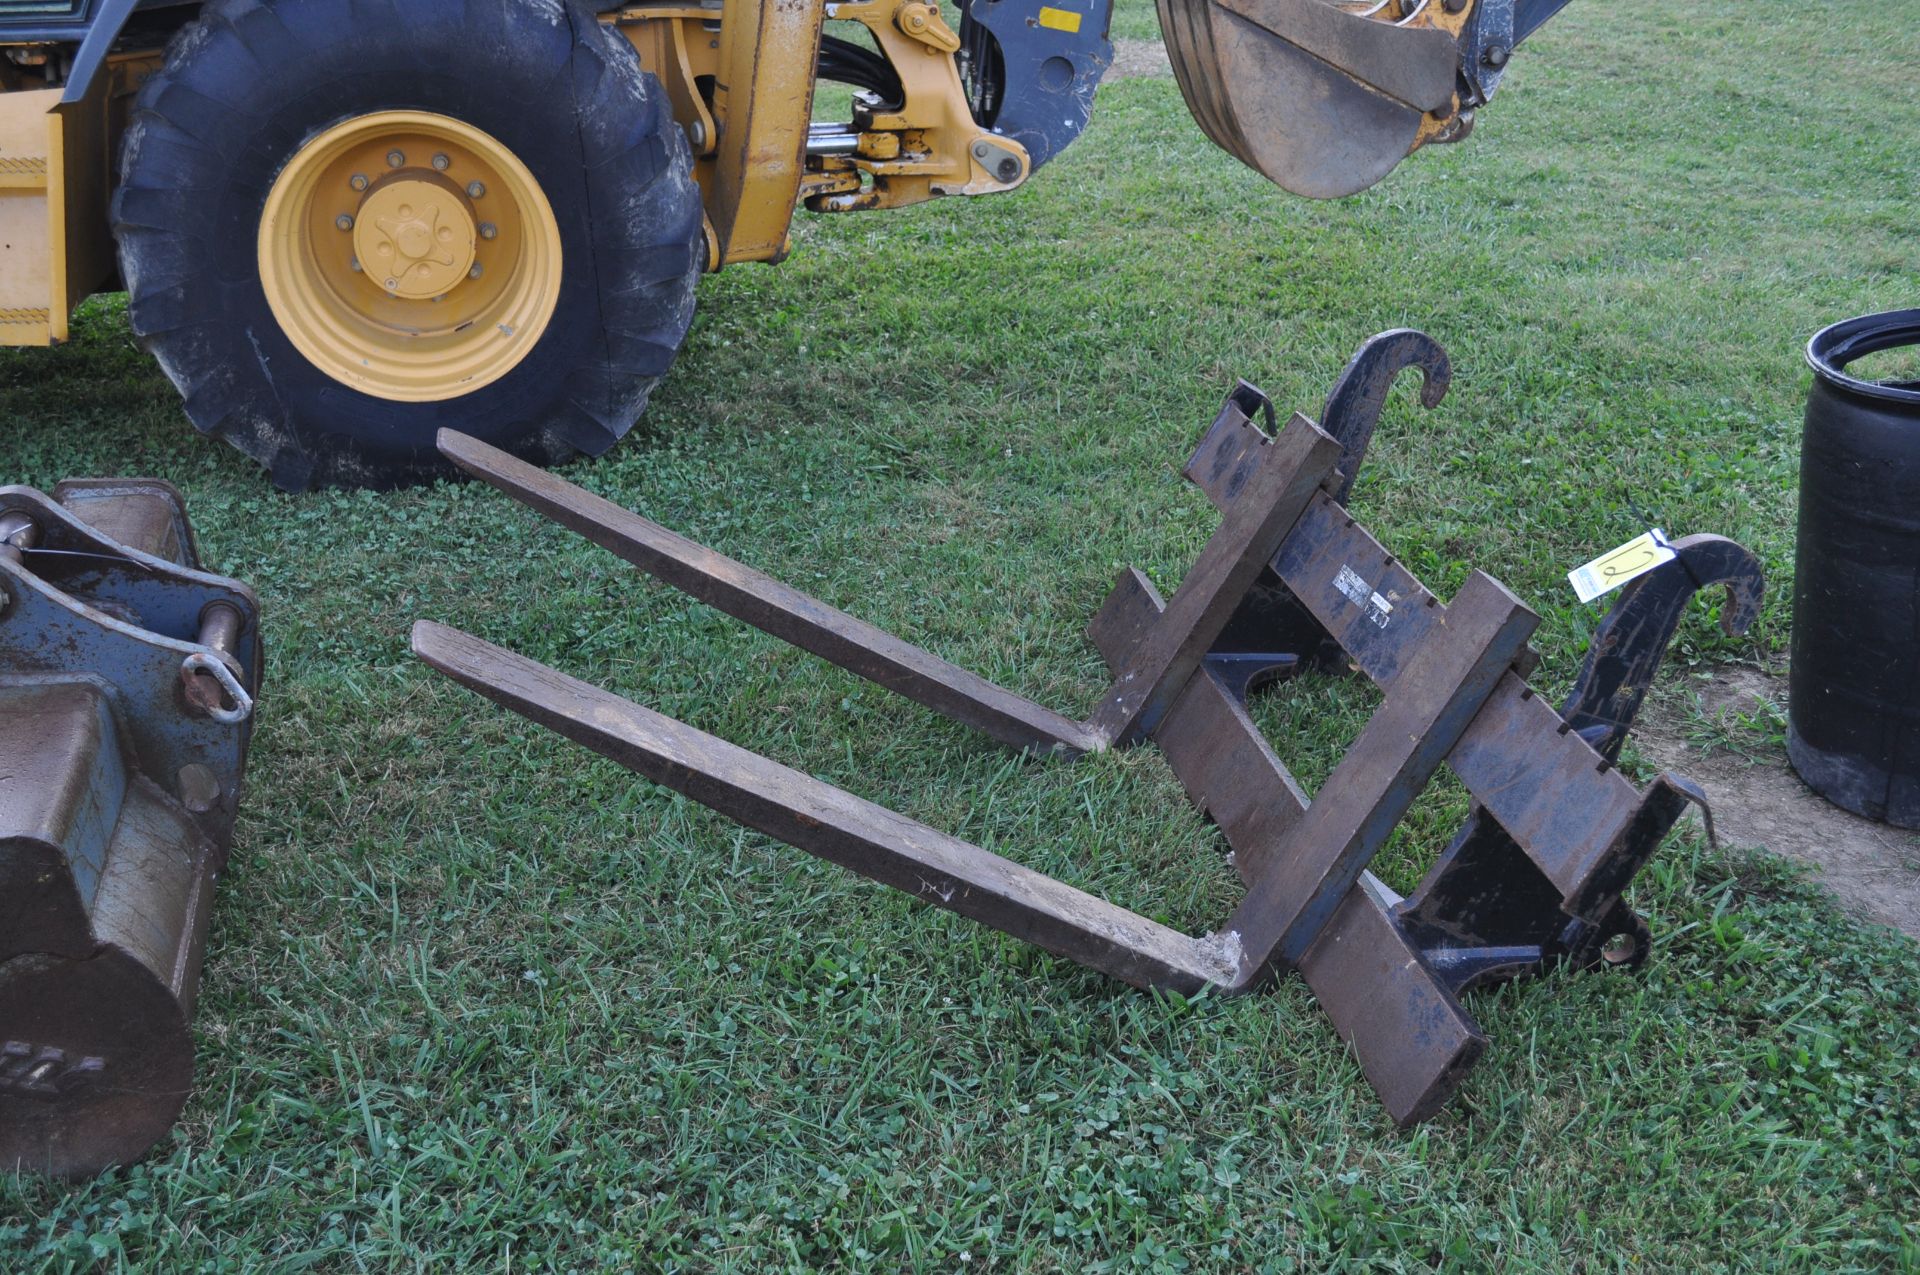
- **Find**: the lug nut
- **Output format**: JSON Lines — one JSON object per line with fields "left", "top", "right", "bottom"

{"left": 479, "top": 222, "right": 497, "bottom": 240}
{"left": 386, "top": 149, "right": 406, "bottom": 168}
{"left": 335, "top": 214, "right": 354, "bottom": 231}
{"left": 349, "top": 172, "right": 369, "bottom": 191}
{"left": 384, "top": 277, "right": 399, "bottom": 290}
{"left": 466, "top": 181, "right": 485, "bottom": 199}
{"left": 431, "top": 152, "right": 450, "bottom": 171}
{"left": 468, "top": 263, "right": 483, "bottom": 279}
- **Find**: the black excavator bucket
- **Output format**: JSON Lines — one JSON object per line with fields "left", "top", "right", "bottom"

{"left": 1159, "top": 0, "right": 1498, "bottom": 197}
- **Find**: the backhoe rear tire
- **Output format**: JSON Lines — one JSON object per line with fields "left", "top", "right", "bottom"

{"left": 112, "top": 0, "right": 704, "bottom": 491}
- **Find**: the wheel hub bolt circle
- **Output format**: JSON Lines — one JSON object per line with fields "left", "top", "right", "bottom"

{"left": 350, "top": 174, "right": 479, "bottom": 299}
{"left": 258, "top": 108, "right": 565, "bottom": 403}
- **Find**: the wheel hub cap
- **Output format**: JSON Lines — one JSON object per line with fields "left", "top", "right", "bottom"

{"left": 256, "top": 110, "right": 562, "bottom": 403}
{"left": 354, "top": 176, "right": 477, "bottom": 298}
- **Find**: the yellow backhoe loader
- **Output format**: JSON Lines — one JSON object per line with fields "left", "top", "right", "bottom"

{"left": 0, "top": 0, "right": 1571, "bottom": 487}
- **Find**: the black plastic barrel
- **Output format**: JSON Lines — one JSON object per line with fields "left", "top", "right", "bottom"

{"left": 1788, "top": 309, "right": 1920, "bottom": 828}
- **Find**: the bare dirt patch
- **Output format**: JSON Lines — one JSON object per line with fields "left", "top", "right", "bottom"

{"left": 1635, "top": 667, "right": 1920, "bottom": 940}
{"left": 1109, "top": 39, "right": 1172, "bottom": 79}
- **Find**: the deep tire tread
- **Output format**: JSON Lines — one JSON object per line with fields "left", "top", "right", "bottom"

{"left": 112, "top": 0, "right": 702, "bottom": 491}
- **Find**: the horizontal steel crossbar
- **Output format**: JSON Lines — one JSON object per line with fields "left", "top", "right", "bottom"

{"left": 1186, "top": 403, "right": 1702, "bottom": 919}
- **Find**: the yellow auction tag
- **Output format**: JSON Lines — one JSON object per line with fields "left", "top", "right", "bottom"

{"left": 1567, "top": 529, "right": 1677, "bottom": 603}
{"left": 1037, "top": 5, "right": 1083, "bottom": 32}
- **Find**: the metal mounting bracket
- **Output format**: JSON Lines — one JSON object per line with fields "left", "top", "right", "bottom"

{"left": 1, "top": 478, "right": 263, "bottom": 1177}
{"left": 414, "top": 332, "right": 1759, "bottom": 1125}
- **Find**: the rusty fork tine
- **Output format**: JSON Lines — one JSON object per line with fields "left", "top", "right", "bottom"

{"left": 411, "top": 620, "right": 1244, "bottom": 994}
{"left": 436, "top": 431, "right": 1100, "bottom": 757}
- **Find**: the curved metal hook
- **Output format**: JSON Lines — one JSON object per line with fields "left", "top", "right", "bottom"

{"left": 1319, "top": 328, "right": 1452, "bottom": 505}
{"left": 1664, "top": 533, "right": 1766, "bottom": 638}
{"left": 1560, "top": 533, "right": 1766, "bottom": 762}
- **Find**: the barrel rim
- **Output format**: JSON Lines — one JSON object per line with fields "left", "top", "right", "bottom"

{"left": 1806, "top": 308, "right": 1920, "bottom": 406}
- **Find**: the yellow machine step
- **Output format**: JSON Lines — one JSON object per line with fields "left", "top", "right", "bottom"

{"left": 0, "top": 155, "right": 50, "bottom": 190}
{"left": 0, "top": 85, "right": 112, "bottom": 346}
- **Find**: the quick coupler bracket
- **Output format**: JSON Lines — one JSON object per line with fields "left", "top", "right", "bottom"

{"left": 0, "top": 479, "right": 262, "bottom": 1178}
{"left": 413, "top": 330, "right": 1760, "bottom": 1125}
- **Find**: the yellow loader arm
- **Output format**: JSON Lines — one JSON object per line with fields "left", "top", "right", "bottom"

{"left": 614, "top": 0, "right": 1575, "bottom": 267}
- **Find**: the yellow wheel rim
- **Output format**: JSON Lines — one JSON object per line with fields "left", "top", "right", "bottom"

{"left": 257, "top": 110, "right": 562, "bottom": 403}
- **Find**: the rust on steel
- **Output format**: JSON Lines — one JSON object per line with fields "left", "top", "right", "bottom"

{"left": 1, "top": 478, "right": 262, "bottom": 1177}
{"left": 1220, "top": 570, "right": 1538, "bottom": 973}
{"left": 437, "top": 429, "right": 1101, "bottom": 757}
{"left": 1087, "top": 413, "right": 1341, "bottom": 746}
{"left": 1084, "top": 560, "right": 1494, "bottom": 1123}
{"left": 1156, "top": 0, "right": 1462, "bottom": 197}
{"left": 414, "top": 621, "right": 1242, "bottom": 994}
{"left": 416, "top": 336, "right": 1743, "bottom": 1125}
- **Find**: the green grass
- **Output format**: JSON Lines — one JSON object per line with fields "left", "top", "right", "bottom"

{"left": 5, "top": 0, "right": 1920, "bottom": 1267}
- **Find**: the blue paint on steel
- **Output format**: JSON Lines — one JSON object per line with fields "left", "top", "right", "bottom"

{"left": 0, "top": 0, "right": 158, "bottom": 104}
{"left": 60, "top": 0, "right": 143, "bottom": 104}
{"left": 0, "top": 564, "right": 253, "bottom": 800}
{"left": 961, "top": 0, "right": 1113, "bottom": 170}
{"left": 0, "top": 487, "right": 260, "bottom": 800}
{"left": 0, "top": 0, "right": 91, "bottom": 28}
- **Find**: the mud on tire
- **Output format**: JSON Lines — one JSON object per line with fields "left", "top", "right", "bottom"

{"left": 112, "top": 0, "right": 704, "bottom": 491}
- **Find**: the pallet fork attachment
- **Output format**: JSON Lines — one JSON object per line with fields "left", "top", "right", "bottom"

{"left": 414, "top": 332, "right": 1761, "bottom": 1123}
